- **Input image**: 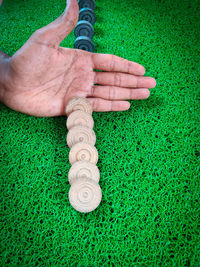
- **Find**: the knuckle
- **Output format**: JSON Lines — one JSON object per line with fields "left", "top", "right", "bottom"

{"left": 129, "top": 89, "right": 133, "bottom": 99}
{"left": 93, "top": 71, "right": 98, "bottom": 83}
{"left": 65, "top": 18, "right": 76, "bottom": 29}
{"left": 90, "top": 86, "right": 95, "bottom": 96}
{"left": 110, "top": 54, "right": 115, "bottom": 71}
{"left": 134, "top": 77, "right": 138, "bottom": 88}
{"left": 33, "top": 28, "right": 43, "bottom": 38}
{"left": 110, "top": 101, "right": 114, "bottom": 111}
{"left": 114, "top": 73, "right": 121, "bottom": 87}
{"left": 93, "top": 98, "right": 99, "bottom": 111}
{"left": 109, "top": 86, "right": 115, "bottom": 99}
{"left": 32, "top": 28, "right": 47, "bottom": 43}
{"left": 127, "top": 62, "right": 131, "bottom": 73}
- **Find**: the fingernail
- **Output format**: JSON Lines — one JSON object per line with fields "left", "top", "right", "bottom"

{"left": 124, "top": 102, "right": 130, "bottom": 109}
{"left": 141, "top": 67, "right": 146, "bottom": 75}
{"left": 152, "top": 78, "right": 157, "bottom": 87}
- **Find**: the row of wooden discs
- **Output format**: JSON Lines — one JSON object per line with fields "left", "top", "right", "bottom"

{"left": 66, "top": 97, "right": 102, "bottom": 213}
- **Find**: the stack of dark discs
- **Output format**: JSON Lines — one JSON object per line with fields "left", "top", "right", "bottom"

{"left": 74, "top": 0, "right": 96, "bottom": 52}
{"left": 65, "top": 97, "right": 102, "bottom": 213}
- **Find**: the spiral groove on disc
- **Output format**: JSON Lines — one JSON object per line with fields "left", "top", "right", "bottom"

{"left": 68, "top": 161, "right": 100, "bottom": 185}
{"left": 66, "top": 110, "right": 94, "bottom": 130}
{"left": 69, "top": 177, "right": 102, "bottom": 213}
{"left": 69, "top": 143, "right": 98, "bottom": 165}
{"left": 79, "top": 8, "right": 96, "bottom": 25}
{"left": 65, "top": 97, "right": 92, "bottom": 116}
{"left": 74, "top": 20, "right": 94, "bottom": 39}
{"left": 78, "top": 0, "right": 96, "bottom": 10}
{"left": 67, "top": 126, "right": 96, "bottom": 148}
{"left": 74, "top": 36, "right": 95, "bottom": 52}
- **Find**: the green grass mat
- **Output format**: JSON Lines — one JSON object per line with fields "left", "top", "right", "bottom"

{"left": 0, "top": 0, "right": 200, "bottom": 265}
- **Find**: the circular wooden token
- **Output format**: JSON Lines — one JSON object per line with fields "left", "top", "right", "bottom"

{"left": 68, "top": 161, "right": 100, "bottom": 185}
{"left": 69, "top": 143, "right": 98, "bottom": 165}
{"left": 65, "top": 97, "right": 92, "bottom": 116}
{"left": 69, "top": 177, "right": 102, "bottom": 213}
{"left": 67, "top": 126, "right": 96, "bottom": 148}
{"left": 66, "top": 110, "right": 94, "bottom": 130}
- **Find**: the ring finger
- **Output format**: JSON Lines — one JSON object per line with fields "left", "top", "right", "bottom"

{"left": 89, "top": 86, "right": 150, "bottom": 100}
{"left": 94, "top": 72, "right": 156, "bottom": 88}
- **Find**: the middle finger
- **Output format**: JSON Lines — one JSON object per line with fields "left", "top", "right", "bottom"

{"left": 94, "top": 72, "right": 156, "bottom": 88}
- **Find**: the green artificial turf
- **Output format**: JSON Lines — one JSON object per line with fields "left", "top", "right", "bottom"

{"left": 0, "top": 0, "right": 200, "bottom": 265}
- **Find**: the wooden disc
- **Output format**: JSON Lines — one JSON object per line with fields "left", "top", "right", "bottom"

{"left": 69, "top": 143, "right": 98, "bottom": 165}
{"left": 68, "top": 177, "right": 102, "bottom": 213}
{"left": 67, "top": 126, "right": 96, "bottom": 148}
{"left": 68, "top": 161, "right": 100, "bottom": 185}
{"left": 65, "top": 97, "right": 92, "bottom": 116}
{"left": 66, "top": 110, "right": 94, "bottom": 130}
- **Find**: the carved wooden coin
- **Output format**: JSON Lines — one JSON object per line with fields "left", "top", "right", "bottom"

{"left": 67, "top": 126, "right": 96, "bottom": 148}
{"left": 65, "top": 97, "right": 92, "bottom": 116}
{"left": 66, "top": 110, "right": 94, "bottom": 130}
{"left": 68, "top": 177, "right": 102, "bottom": 213}
{"left": 68, "top": 161, "right": 100, "bottom": 185}
{"left": 69, "top": 143, "right": 98, "bottom": 165}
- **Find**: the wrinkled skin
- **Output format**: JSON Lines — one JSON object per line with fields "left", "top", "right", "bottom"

{"left": 1, "top": 0, "right": 156, "bottom": 117}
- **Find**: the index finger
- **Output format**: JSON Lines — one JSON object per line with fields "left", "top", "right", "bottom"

{"left": 92, "top": 53, "right": 145, "bottom": 76}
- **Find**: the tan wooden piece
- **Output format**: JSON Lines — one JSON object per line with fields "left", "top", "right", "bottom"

{"left": 69, "top": 143, "right": 98, "bottom": 165}
{"left": 66, "top": 110, "right": 94, "bottom": 130}
{"left": 67, "top": 126, "right": 96, "bottom": 148}
{"left": 68, "top": 161, "right": 100, "bottom": 185}
{"left": 65, "top": 97, "right": 93, "bottom": 116}
{"left": 68, "top": 177, "right": 102, "bottom": 213}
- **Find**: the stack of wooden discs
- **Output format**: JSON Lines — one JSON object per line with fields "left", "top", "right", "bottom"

{"left": 65, "top": 97, "right": 102, "bottom": 213}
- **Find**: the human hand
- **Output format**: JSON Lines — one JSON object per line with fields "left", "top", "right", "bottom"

{"left": 1, "top": 0, "right": 156, "bottom": 117}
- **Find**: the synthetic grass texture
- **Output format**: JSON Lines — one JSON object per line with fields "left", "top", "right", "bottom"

{"left": 0, "top": 0, "right": 200, "bottom": 265}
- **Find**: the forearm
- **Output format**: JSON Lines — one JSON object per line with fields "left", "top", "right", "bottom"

{"left": 0, "top": 50, "right": 11, "bottom": 102}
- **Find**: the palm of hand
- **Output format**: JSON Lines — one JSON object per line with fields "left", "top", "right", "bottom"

{"left": 3, "top": 0, "right": 156, "bottom": 117}
{"left": 8, "top": 42, "right": 94, "bottom": 116}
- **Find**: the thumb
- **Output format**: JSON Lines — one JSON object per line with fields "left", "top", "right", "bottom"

{"left": 33, "top": 0, "right": 79, "bottom": 47}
